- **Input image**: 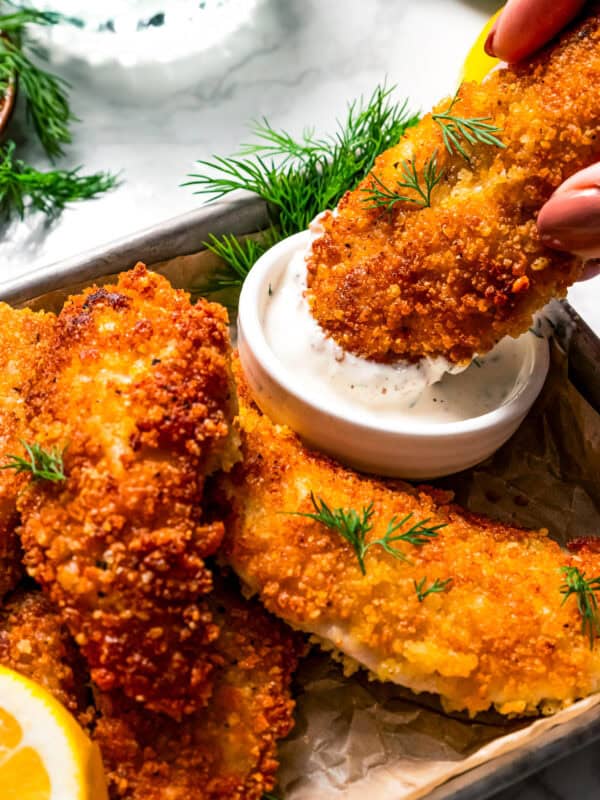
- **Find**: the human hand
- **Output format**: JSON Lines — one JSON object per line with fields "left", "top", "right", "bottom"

{"left": 485, "top": 0, "right": 600, "bottom": 269}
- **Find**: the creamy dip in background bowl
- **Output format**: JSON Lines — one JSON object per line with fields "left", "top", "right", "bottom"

{"left": 237, "top": 229, "right": 550, "bottom": 479}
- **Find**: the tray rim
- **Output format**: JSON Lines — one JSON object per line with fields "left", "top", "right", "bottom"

{"left": 3, "top": 196, "right": 600, "bottom": 800}
{"left": 0, "top": 192, "right": 269, "bottom": 307}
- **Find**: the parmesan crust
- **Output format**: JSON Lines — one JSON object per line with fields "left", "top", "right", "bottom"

{"left": 307, "top": 5, "right": 600, "bottom": 363}
{"left": 219, "top": 364, "right": 600, "bottom": 717}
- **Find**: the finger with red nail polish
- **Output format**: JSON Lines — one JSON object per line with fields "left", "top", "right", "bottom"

{"left": 538, "top": 164, "right": 600, "bottom": 262}
{"left": 485, "top": 0, "right": 585, "bottom": 62}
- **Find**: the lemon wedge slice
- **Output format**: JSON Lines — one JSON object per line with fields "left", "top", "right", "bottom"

{"left": 460, "top": 7, "right": 502, "bottom": 84}
{"left": 0, "top": 666, "right": 107, "bottom": 800}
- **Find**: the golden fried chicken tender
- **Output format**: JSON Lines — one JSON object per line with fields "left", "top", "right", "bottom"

{"left": 218, "top": 370, "right": 600, "bottom": 717}
{"left": 0, "top": 304, "right": 55, "bottom": 599}
{"left": 94, "top": 581, "right": 301, "bottom": 800}
{"left": 0, "top": 590, "right": 87, "bottom": 717}
{"left": 307, "top": 5, "right": 600, "bottom": 364}
{"left": 18, "top": 264, "right": 239, "bottom": 718}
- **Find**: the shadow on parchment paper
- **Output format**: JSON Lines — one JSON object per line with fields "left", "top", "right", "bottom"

{"left": 436, "top": 341, "right": 600, "bottom": 546}
{"left": 278, "top": 650, "right": 527, "bottom": 798}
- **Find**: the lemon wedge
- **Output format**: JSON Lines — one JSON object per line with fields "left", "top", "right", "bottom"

{"left": 460, "top": 7, "right": 503, "bottom": 84}
{"left": 0, "top": 666, "right": 107, "bottom": 800}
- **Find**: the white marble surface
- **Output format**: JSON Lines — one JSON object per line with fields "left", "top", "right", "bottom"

{"left": 3, "top": 1, "right": 599, "bottom": 797}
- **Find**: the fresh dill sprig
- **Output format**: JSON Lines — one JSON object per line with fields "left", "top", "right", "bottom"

{"left": 432, "top": 90, "right": 504, "bottom": 162}
{"left": 560, "top": 566, "right": 600, "bottom": 649}
{"left": 367, "top": 512, "right": 447, "bottom": 563}
{"left": 200, "top": 229, "right": 279, "bottom": 293}
{"left": 290, "top": 493, "right": 375, "bottom": 575}
{"left": 0, "top": 7, "right": 81, "bottom": 32}
{"left": 0, "top": 140, "right": 117, "bottom": 218}
{"left": 414, "top": 577, "right": 453, "bottom": 603}
{"left": 0, "top": 7, "right": 81, "bottom": 159}
{"left": 287, "top": 492, "right": 444, "bottom": 575}
{"left": 186, "top": 84, "right": 417, "bottom": 219}
{"left": 0, "top": 439, "right": 66, "bottom": 482}
{"left": 361, "top": 150, "right": 445, "bottom": 211}
{"left": 184, "top": 84, "right": 419, "bottom": 293}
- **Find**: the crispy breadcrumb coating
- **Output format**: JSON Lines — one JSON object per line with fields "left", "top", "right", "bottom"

{"left": 0, "top": 590, "right": 87, "bottom": 717}
{"left": 95, "top": 580, "right": 301, "bottom": 800}
{"left": 218, "top": 366, "right": 600, "bottom": 717}
{"left": 18, "top": 264, "right": 239, "bottom": 719}
{"left": 0, "top": 304, "right": 54, "bottom": 599}
{"left": 307, "top": 5, "right": 600, "bottom": 363}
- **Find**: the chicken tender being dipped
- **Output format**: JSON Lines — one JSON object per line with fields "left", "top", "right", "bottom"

{"left": 18, "top": 264, "right": 239, "bottom": 718}
{"left": 94, "top": 580, "right": 301, "bottom": 800}
{"left": 218, "top": 368, "right": 600, "bottom": 717}
{"left": 307, "top": 4, "right": 600, "bottom": 364}
{"left": 0, "top": 304, "right": 55, "bottom": 599}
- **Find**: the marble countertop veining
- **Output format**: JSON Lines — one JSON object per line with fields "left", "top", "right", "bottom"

{"left": 2, "top": 1, "right": 600, "bottom": 797}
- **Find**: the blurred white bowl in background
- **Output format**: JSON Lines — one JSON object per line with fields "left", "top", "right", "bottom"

{"left": 31, "top": 0, "right": 263, "bottom": 99}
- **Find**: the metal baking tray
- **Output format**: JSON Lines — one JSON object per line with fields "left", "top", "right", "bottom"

{"left": 3, "top": 194, "right": 600, "bottom": 800}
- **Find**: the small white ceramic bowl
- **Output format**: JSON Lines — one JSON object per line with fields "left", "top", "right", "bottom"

{"left": 237, "top": 231, "right": 550, "bottom": 479}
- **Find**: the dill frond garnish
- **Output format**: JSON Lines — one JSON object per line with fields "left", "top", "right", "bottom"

{"left": 0, "top": 7, "right": 82, "bottom": 159}
{"left": 184, "top": 84, "right": 419, "bottom": 293}
{"left": 290, "top": 493, "right": 375, "bottom": 575}
{"left": 0, "top": 7, "right": 82, "bottom": 33}
{"left": 0, "top": 6, "right": 117, "bottom": 217}
{"left": 371, "top": 512, "right": 447, "bottom": 558}
{"left": 287, "top": 492, "right": 445, "bottom": 575}
{"left": 432, "top": 90, "right": 504, "bottom": 162}
{"left": 0, "top": 140, "right": 117, "bottom": 218}
{"left": 414, "top": 577, "right": 453, "bottom": 602}
{"left": 200, "top": 230, "right": 279, "bottom": 292}
{"left": 361, "top": 150, "right": 445, "bottom": 211}
{"left": 560, "top": 566, "right": 600, "bottom": 649}
{"left": 1, "top": 440, "right": 66, "bottom": 483}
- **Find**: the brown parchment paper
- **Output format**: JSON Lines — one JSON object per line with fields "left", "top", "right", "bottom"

{"left": 24, "top": 249, "right": 600, "bottom": 800}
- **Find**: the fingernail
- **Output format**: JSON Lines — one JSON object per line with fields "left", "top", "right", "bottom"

{"left": 538, "top": 189, "right": 600, "bottom": 255}
{"left": 484, "top": 26, "right": 497, "bottom": 58}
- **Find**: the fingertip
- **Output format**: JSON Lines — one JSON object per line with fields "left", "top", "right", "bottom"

{"left": 553, "top": 163, "right": 600, "bottom": 196}
{"left": 538, "top": 188, "right": 600, "bottom": 257}
{"left": 484, "top": 26, "right": 497, "bottom": 58}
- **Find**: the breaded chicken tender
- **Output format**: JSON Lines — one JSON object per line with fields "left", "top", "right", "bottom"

{"left": 0, "top": 304, "right": 54, "bottom": 599}
{"left": 0, "top": 590, "right": 87, "bottom": 717}
{"left": 94, "top": 581, "right": 301, "bottom": 800}
{"left": 18, "top": 264, "right": 239, "bottom": 718}
{"left": 218, "top": 371, "right": 600, "bottom": 717}
{"left": 307, "top": 4, "right": 600, "bottom": 363}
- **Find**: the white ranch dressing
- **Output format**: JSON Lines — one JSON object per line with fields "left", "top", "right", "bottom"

{"left": 262, "top": 232, "right": 534, "bottom": 426}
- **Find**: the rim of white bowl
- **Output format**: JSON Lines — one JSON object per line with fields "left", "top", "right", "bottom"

{"left": 238, "top": 229, "right": 550, "bottom": 439}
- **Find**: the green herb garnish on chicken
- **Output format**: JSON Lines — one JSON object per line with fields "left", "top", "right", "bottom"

{"left": 185, "top": 84, "right": 419, "bottom": 292}
{"left": 287, "top": 492, "right": 444, "bottom": 575}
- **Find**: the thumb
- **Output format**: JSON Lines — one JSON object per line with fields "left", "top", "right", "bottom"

{"left": 537, "top": 163, "right": 600, "bottom": 268}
